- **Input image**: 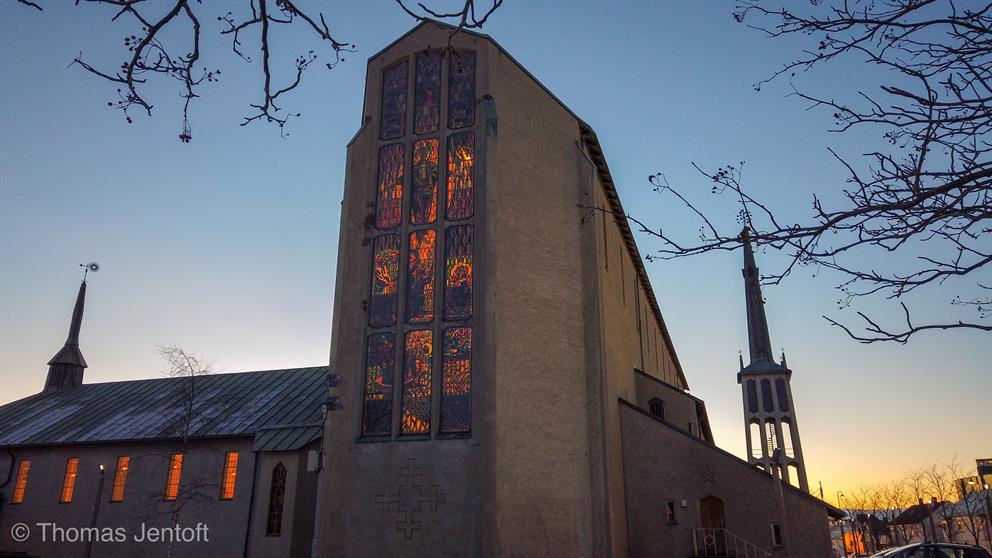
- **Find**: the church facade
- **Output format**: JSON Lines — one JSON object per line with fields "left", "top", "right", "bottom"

{"left": 1, "top": 21, "right": 841, "bottom": 558}
{"left": 313, "top": 20, "right": 840, "bottom": 558}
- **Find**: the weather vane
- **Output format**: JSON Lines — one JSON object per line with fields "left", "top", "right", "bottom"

{"left": 80, "top": 262, "right": 100, "bottom": 281}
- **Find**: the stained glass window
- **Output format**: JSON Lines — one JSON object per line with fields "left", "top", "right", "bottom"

{"left": 411, "top": 138, "right": 438, "bottom": 225}
{"left": 414, "top": 53, "right": 441, "bottom": 135}
{"left": 111, "top": 456, "right": 129, "bottom": 503}
{"left": 60, "top": 458, "right": 78, "bottom": 503}
{"left": 440, "top": 327, "right": 472, "bottom": 433}
{"left": 448, "top": 51, "right": 475, "bottom": 129}
{"left": 362, "top": 332, "right": 396, "bottom": 436}
{"left": 443, "top": 225, "right": 473, "bottom": 321}
{"left": 266, "top": 463, "right": 286, "bottom": 536}
{"left": 406, "top": 229, "right": 436, "bottom": 323}
{"left": 446, "top": 132, "right": 475, "bottom": 220}
{"left": 401, "top": 329, "right": 433, "bottom": 434}
{"left": 375, "top": 144, "right": 404, "bottom": 230}
{"left": 370, "top": 235, "right": 400, "bottom": 327}
{"left": 380, "top": 61, "right": 408, "bottom": 140}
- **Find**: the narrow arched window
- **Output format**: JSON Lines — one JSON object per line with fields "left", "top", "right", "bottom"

{"left": 266, "top": 463, "right": 287, "bottom": 536}
{"left": 761, "top": 379, "right": 774, "bottom": 412}
{"left": 746, "top": 380, "right": 758, "bottom": 413}
{"left": 648, "top": 398, "right": 666, "bottom": 421}
{"left": 775, "top": 378, "right": 790, "bottom": 412}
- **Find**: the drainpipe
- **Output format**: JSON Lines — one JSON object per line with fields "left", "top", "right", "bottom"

{"left": 242, "top": 451, "right": 261, "bottom": 558}
{"left": 0, "top": 449, "right": 15, "bottom": 522}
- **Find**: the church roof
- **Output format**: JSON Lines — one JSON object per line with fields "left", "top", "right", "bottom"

{"left": 0, "top": 367, "right": 329, "bottom": 448}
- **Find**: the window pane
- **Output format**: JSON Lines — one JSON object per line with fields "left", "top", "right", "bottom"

{"left": 380, "top": 61, "right": 407, "bottom": 140}
{"left": 221, "top": 451, "right": 238, "bottom": 500}
{"left": 448, "top": 51, "right": 475, "bottom": 129}
{"left": 401, "top": 330, "right": 433, "bottom": 434}
{"left": 165, "top": 453, "right": 183, "bottom": 501}
{"left": 775, "top": 378, "right": 790, "bottom": 412}
{"left": 375, "top": 144, "right": 404, "bottom": 230}
{"left": 369, "top": 235, "right": 400, "bottom": 327}
{"left": 60, "top": 458, "right": 79, "bottom": 503}
{"left": 410, "top": 139, "right": 439, "bottom": 225}
{"left": 111, "top": 456, "right": 129, "bottom": 503}
{"left": 443, "top": 225, "right": 473, "bottom": 321}
{"left": 761, "top": 379, "right": 774, "bottom": 412}
{"left": 414, "top": 53, "right": 441, "bottom": 135}
{"left": 446, "top": 132, "right": 475, "bottom": 221}
{"left": 362, "top": 333, "right": 396, "bottom": 436}
{"left": 405, "top": 229, "right": 436, "bottom": 323}
{"left": 746, "top": 380, "right": 758, "bottom": 413}
{"left": 267, "top": 463, "right": 286, "bottom": 536}
{"left": 12, "top": 460, "right": 30, "bottom": 504}
{"left": 440, "top": 327, "right": 472, "bottom": 433}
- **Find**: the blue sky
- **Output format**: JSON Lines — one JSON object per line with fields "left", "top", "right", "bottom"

{"left": 1, "top": 1, "right": 988, "bottom": 498}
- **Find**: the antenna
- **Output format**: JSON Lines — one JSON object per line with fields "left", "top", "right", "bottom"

{"left": 80, "top": 262, "right": 100, "bottom": 281}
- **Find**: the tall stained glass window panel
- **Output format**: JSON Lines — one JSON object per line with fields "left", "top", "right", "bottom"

{"left": 414, "top": 53, "right": 441, "bottom": 135}
{"left": 446, "top": 132, "right": 475, "bottom": 221}
{"left": 362, "top": 333, "right": 396, "bottom": 436}
{"left": 411, "top": 139, "right": 438, "bottom": 225}
{"left": 380, "top": 62, "right": 407, "bottom": 140}
{"left": 443, "top": 225, "right": 473, "bottom": 321}
{"left": 401, "top": 330, "right": 433, "bottom": 434}
{"left": 440, "top": 327, "right": 472, "bottom": 433}
{"left": 406, "top": 229, "right": 436, "bottom": 323}
{"left": 447, "top": 51, "right": 475, "bottom": 129}
{"left": 369, "top": 235, "right": 400, "bottom": 327}
{"left": 375, "top": 144, "right": 404, "bottom": 230}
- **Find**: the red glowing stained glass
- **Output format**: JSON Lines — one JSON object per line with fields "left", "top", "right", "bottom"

{"left": 405, "top": 229, "right": 436, "bottom": 323}
{"left": 401, "top": 329, "right": 433, "bottom": 434}
{"left": 376, "top": 144, "right": 404, "bottom": 229}
{"left": 362, "top": 333, "right": 396, "bottom": 436}
{"left": 369, "top": 235, "right": 400, "bottom": 327}
{"left": 411, "top": 138, "right": 438, "bottom": 225}
{"left": 447, "top": 51, "right": 475, "bottom": 130}
{"left": 443, "top": 225, "right": 473, "bottom": 321}
{"left": 440, "top": 327, "right": 471, "bottom": 433}
{"left": 446, "top": 132, "right": 475, "bottom": 221}
{"left": 380, "top": 62, "right": 408, "bottom": 140}
{"left": 414, "top": 53, "right": 441, "bottom": 135}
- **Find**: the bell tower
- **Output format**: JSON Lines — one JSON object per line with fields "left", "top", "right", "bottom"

{"left": 737, "top": 228, "right": 809, "bottom": 492}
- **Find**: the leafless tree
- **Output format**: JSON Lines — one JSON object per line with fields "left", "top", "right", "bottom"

{"left": 15, "top": 0, "right": 502, "bottom": 140}
{"left": 633, "top": 0, "right": 992, "bottom": 343}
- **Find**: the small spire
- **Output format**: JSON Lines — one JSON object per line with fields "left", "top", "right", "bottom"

{"left": 739, "top": 351, "right": 745, "bottom": 371}
{"left": 741, "top": 227, "right": 774, "bottom": 365}
{"left": 781, "top": 349, "right": 788, "bottom": 368}
{"left": 44, "top": 276, "right": 92, "bottom": 392}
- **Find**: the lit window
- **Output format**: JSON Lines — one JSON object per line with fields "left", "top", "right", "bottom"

{"left": 440, "top": 327, "right": 472, "bottom": 434}
{"left": 11, "top": 460, "right": 30, "bottom": 504}
{"left": 60, "top": 458, "right": 79, "bottom": 503}
{"left": 266, "top": 463, "right": 287, "bottom": 536}
{"left": 375, "top": 144, "right": 404, "bottom": 230}
{"left": 111, "top": 456, "right": 129, "bottom": 503}
{"left": 443, "top": 225, "right": 473, "bottom": 321}
{"left": 164, "top": 453, "right": 183, "bottom": 501}
{"left": 446, "top": 133, "right": 475, "bottom": 220}
{"left": 401, "top": 329, "right": 433, "bottom": 434}
{"left": 220, "top": 451, "right": 238, "bottom": 500}
{"left": 362, "top": 332, "right": 396, "bottom": 436}
{"left": 405, "top": 229, "right": 436, "bottom": 323}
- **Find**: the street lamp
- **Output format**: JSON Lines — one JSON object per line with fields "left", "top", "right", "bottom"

{"left": 838, "top": 491, "right": 848, "bottom": 557}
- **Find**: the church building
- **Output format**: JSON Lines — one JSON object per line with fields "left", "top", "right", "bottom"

{"left": 313, "top": 20, "right": 841, "bottom": 558}
{"left": 1, "top": 20, "right": 841, "bottom": 558}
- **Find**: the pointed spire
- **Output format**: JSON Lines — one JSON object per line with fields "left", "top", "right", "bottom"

{"left": 44, "top": 280, "right": 88, "bottom": 391}
{"left": 739, "top": 351, "right": 745, "bottom": 371}
{"left": 741, "top": 227, "right": 775, "bottom": 365}
{"left": 781, "top": 349, "right": 788, "bottom": 369}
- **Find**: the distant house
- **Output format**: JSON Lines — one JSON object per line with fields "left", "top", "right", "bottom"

{"left": 894, "top": 500, "right": 951, "bottom": 545}
{"left": 0, "top": 281, "right": 331, "bottom": 558}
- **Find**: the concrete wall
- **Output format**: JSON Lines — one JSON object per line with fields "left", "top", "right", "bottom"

{"left": 0, "top": 438, "right": 255, "bottom": 558}
{"left": 619, "top": 402, "right": 833, "bottom": 558}
{"left": 634, "top": 370, "right": 702, "bottom": 438}
{"left": 246, "top": 446, "right": 320, "bottom": 558}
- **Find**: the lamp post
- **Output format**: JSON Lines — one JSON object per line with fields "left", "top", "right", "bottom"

{"left": 772, "top": 449, "right": 792, "bottom": 558}
{"left": 838, "top": 491, "right": 848, "bottom": 557}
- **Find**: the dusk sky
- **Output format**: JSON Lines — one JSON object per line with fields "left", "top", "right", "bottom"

{"left": 2, "top": 1, "right": 989, "bottom": 503}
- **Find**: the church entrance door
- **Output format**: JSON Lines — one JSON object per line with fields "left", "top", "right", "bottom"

{"left": 699, "top": 495, "right": 727, "bottom": 555}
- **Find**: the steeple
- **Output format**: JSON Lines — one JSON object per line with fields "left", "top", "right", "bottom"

{"left": 741, "top": 227, "right": 775, "bottom": 366}
{"left": 44, "top": 280, "right": 88, "bottom": 391}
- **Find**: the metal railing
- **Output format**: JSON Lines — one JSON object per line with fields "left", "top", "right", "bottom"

{"left": 692, "top": 528, "right": 771, "bottom": 558}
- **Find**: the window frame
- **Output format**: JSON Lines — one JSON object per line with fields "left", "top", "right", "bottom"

{"left": 11, "top": 460, "right": 30, "bottom": 504}
{"left": 110, "top": 456, "right": 129, "bottom": 503}
{"left": 219, "top": 451, "right": 239, "bottom": 501}
{"left": 163, "top": 453, "right": 184, "bottom": 502}
{"left": 59, "top": 457, "right": 79, "bottom": 504}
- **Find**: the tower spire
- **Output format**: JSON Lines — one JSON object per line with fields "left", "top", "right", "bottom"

{"left": 44, "top": 280, "right": 89, "bottom": 391}
{"left": 741, "top": 227, "right": 774, "bottom": 365}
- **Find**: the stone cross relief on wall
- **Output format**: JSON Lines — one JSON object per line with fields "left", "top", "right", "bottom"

{"left": 374, "top": 458, "right": 447, "bottom": 540}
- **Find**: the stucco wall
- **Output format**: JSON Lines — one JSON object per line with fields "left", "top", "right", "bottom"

{"left": 247, "top": 447, "right": 319, "bottom": 558}
{"left": 619, "top": 402, "right": 833, "bottom": 558}
{"left": 633, "top": 370, "right": 701, "bottom": 438}
{"left": 0, "top": 438, "right": 255, "bottom": 558}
